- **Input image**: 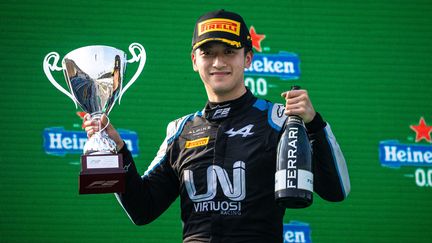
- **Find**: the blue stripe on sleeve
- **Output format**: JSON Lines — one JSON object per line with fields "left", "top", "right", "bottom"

{"left": 323, "top": 125, "right": 351, "bottom": 198}
{"left": 253, "top": 99, "right": 268, "bottom": 111}
{"left": 144, "top": 112, "right": 200, "bottom": 177}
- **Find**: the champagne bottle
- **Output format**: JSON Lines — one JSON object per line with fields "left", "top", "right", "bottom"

{"left": 275, "top": 85, "right": 313, "bottom": 208}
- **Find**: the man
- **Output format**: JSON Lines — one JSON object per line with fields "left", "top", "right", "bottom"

{"left": 84, "top": 9, "right": 350, "bottom": 243}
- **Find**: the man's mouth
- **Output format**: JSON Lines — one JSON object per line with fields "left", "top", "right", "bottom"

{"left": 210, "top": 71, "right": 231, "bottom": 76}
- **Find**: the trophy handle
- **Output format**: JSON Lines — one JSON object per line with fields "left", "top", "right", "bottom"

{"left": 119, "top": 43, "right": 146, "bottom": 104}
{"left": 43, "top": 52, "right": 78, "bottom": 108}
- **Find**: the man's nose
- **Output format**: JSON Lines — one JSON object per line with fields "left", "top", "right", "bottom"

{"left": 212, "top": 55, "right": 227, "bottom": 68}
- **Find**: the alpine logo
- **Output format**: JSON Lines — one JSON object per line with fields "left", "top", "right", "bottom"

{"left": 225, "top": 124, "right": 254, "bottom": 138}
{"left": 184, "top": 161, "right": 246, "bottom": 215}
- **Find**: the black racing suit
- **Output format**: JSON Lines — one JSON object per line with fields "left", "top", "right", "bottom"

{"left": 116, "top": 89, "right": 350, "bottom": 243}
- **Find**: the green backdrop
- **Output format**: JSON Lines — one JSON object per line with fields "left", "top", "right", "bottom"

{"left": 1, "top": 0, "right": 431, "bottom": 242}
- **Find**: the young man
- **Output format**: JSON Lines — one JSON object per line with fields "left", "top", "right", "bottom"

{"left": 84, "top": 9, "right": 350, "bottom": 243}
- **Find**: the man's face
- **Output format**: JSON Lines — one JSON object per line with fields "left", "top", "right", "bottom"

{"left": 192, "top": 42, "right": 253, "bottom": 98}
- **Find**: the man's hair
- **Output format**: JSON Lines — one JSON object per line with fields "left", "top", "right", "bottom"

{"left": 245, "top": 47, "right": 253, "bottom": 55}
{"left": 192, "top": 43, "right": 253, "bottom": 56}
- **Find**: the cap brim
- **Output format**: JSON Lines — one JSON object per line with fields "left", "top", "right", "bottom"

{"left": 193, "top": 37, "right": 242, "bottom": 50}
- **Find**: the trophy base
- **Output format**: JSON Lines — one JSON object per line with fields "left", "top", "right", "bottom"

{"left": 79, "top": 153, "right": 125, "bottom": 194}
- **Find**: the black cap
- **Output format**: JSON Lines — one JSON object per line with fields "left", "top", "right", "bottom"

{"left": 192, "top": 9, "right": 252, "bottom": 51}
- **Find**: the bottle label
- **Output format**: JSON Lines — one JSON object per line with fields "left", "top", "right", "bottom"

{"left": 275, "top": 169, "right": 288, "bottom": 191}
{"left": 297, "top": 169, "right": 313, "bottom": 192}
{"left": 275, "top": 169, "right": 313, "bottom": 192}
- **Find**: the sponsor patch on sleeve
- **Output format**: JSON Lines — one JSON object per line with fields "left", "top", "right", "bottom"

{"left": 269, "top": 103, "right": 287, "bottom": 132}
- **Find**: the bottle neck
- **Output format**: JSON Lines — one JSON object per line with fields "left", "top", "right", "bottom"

{"left": 287, "top": 115, "right": 304, "bottom": 125}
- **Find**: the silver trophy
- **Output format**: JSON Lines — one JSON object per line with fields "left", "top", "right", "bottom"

{"left": 43, "top": 43, "right": 146, "bottom": 194}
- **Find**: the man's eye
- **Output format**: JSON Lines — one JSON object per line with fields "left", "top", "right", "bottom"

{"left": 225, "top": 49, "right": 235, "bottom": 55}
{"left": 201, "top": 51, "right": 211, "bottom": 56}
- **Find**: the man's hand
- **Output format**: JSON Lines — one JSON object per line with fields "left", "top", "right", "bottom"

{"left": 281, "top": 89, "right": 316, "bottom": 123}
{"left": 82, "top": 113, "right": 125, "bottom": 151}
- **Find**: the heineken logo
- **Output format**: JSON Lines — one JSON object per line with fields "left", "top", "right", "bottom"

{"left": 379, "top": 141, "right": 432, "bottom": 168}
{"left": 378, "top": 117, "right": 432, "bottom": 188}
{"left": 43, "top": 127, "right": 139, "bottom": 156}
{"left": 245, "top": 52, "right": 300, "bottom": 80}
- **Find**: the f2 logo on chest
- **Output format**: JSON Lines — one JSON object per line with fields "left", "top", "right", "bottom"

{"left": 212, "top": 107, "right": 231, "bottom": 119}
{"left": 225, "top": 124, "right": 254, "bottom": 138}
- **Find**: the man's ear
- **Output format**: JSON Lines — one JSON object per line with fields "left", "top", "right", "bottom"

{"left": 191, "top": 51, "right": 198, "bottom": 72}
{"left": 245, "top": 50, "right": 253, "bottom": 68}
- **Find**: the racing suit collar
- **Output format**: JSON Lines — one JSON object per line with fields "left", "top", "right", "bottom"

{"left": 204, "top": 88, "right": 256, "bottom": 121}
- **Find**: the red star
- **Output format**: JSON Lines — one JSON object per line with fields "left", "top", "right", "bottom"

{"left": 249, "top": 26, "right": 266, "bottom": 52}
{"left": 76, "top": 112, "right": 87, "bottom": 119}
{"left": 410, "top": 117, "right": 432, "bottom": 143}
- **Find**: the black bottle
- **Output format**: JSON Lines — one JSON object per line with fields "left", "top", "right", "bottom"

{"left": 275, "top": 86, "right": 313, "bottom": 208}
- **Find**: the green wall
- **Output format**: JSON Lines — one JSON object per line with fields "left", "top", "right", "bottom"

{"left": 1, "top": 0, "right": 431, "bottom": 242}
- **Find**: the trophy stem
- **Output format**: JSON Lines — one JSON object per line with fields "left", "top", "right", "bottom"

{"left": 83, "top": 112, "right": 116, "bottom": 155}
{"left": 89, "top": 112, "right": 110, "bottom": 134}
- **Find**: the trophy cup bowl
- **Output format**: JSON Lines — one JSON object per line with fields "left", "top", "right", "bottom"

{"left": 43, "top": 43, "right": 146, "bottom": 194}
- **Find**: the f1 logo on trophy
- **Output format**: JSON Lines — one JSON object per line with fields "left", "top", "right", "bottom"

{"left": 43, "top": 43, "right": 146, "bottom": 194}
